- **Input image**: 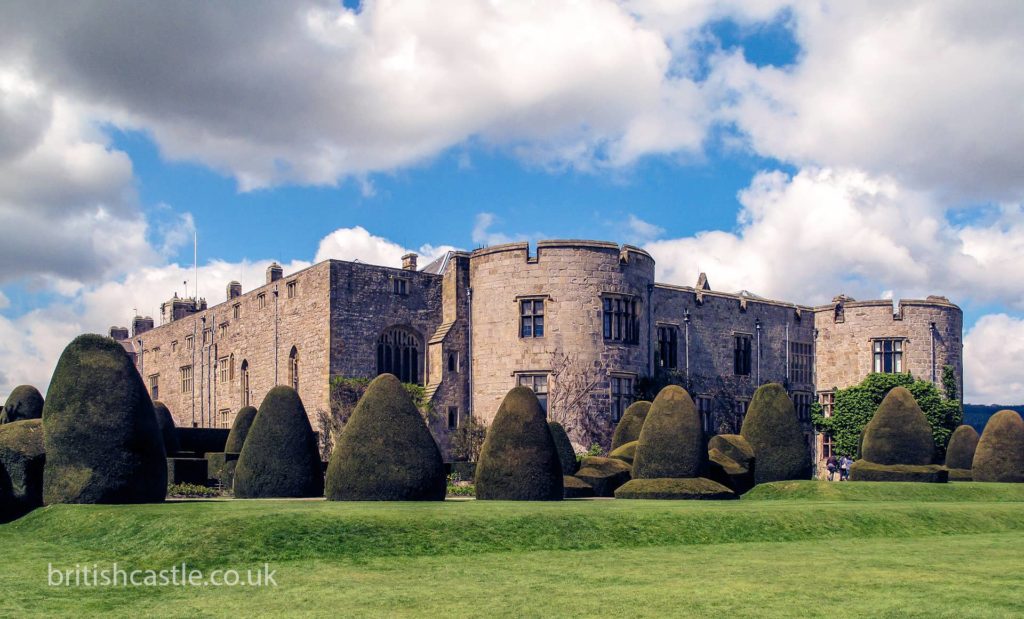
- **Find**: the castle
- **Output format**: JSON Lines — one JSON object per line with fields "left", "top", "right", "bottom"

{"left": 115, "top": 240, "right": 963, "bottom": 473}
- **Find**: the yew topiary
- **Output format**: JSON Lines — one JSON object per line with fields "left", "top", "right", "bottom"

{"left": 860, "top": 387, "right": 935, "bottom": 466}
{"left": 234, "top": 386, "right": 324, "bottom": 498}
{"left": 944, "top": 425, "right": 979, "bottom": 480}
{"left": 42, "top": 335, "right": 167, "bottom": 504}
{"left": 614, "top": 477, "right": 736, "bottom": 500}
{"left": 575, "top": 456, "right": 631, "bottom": 497}
{"left": 0, "top": 419, "right": 45, "bottom": 521}
{"left": 475, "top": 386, "right": 563, "bottom": 500}
{"left": 707, "top": 434, "right": 755, "bottom": 494}
{"left": 549, "top": 421, "right": 578, "bottom": 475}
{"left": 609, "top": 440, "right": 637, "bottom": 465}
{"left": 848, "top": 461, "right": 949, "bottom": 483}
{"left": 225, "top": 406, "right": 258, "bottom": 453}
{"left": 563, "top": 475, "right": 594, "bottom": 498}
{"left": 153, "top": 401, "right": 180, "bottom": 455}
{"left": 632, "top": 386, "right": 703, "bottom": 479}
{"left": 1, "top": 385, "right": 44, "bottom": 424}
{"left": 741, "top": 383, "right": 811, "bottom": 484}
{"left": 972, "top": 410, "right": 1024, "bottom": 483}
{"left": 325, "top": 374, "right": 445, "bottom": 501}
{"left": 611, "top": 400, "right": 651, "bottom": 450}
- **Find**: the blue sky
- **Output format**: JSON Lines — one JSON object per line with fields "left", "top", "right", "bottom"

{"left": 0, "top": 1, "right": 1022, "bottom": 403}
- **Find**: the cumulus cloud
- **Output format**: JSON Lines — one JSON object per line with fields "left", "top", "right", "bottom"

{"left": 964, "top": 314, "right": 1024, "bottom": 404}
{"left": 314, "top": 226, "right": 456, "bottom": 267}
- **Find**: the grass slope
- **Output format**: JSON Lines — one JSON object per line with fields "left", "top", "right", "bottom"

{"left": 745, "top": 480, "right": 1024, "bottom": 502}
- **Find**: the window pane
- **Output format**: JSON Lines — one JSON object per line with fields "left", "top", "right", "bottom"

{"left": 534, "top": 317, "right": 543, "bottom": 337}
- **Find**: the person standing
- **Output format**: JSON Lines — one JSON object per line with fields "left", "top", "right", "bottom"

{"left": 839, "top": 455, "right": 851, "bottom": 481}
{"left": 826, "top": 454, "right": 838, "bottom": 481}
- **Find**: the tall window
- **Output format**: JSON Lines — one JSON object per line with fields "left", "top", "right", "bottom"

{"left": 734, "top": 398, "right": 749, "bottom": 419}
{"left": 171, "top": 340, "right": 178, "bottom": 353}
{"left": 610, "top": 375, "right": 634, "bottom": 422}
{"left": 218, "top": 357, "right": 229, "bottom": 383}
{"left": 257, "top": 293, "right": 266, "bottom": 310}
{"left": 697, "top": 396, "right": 713, "bottom": 433}
{"left": 448, "top": 406, "right": 459, "bottom": 430}
{"left": 520, "top": 299, "right": 544, "bottom": 338}
{"left": 180, "top": 365, "right": 193, "bottom": 393}
{"left": 289, "top": 346, "right": 299, "bottom": 391}
{"left": 233, "top": 303, "right": 241, "bottom": 319}
{"left": 393, "top": 278, "right": 408, "bottom": 295}
{"left": 789, "top": 341, "right": 813, "bottom": 385}
{"left": 219, "top": 323, "right": 228, "bottom": 338}
{"left": 219, "top": 408, "right": 231, "bottom": 429}
{"left": 149, "top": 374, "right": 159, "bottom": 401}
{"left": 447, "top": 352, "right": 459, "bottom": 374}
{"left": 734, "top": 334, "right": 752, "bottom": 376}
{"left": 818, "top": 391, "right": 835, "bottom": 418}
{"left": 656, "top": 325, "right": 678, "bottom": 370}
{"left": 240, "top": 360, "right": 250, "bottom": 407}
{"left": 821, "top": 433, "right": 834, "bottom": 460}
{"left": 793, "top": 392, "right": 812, "bottom": 422}
{"left": 286, "top": 280, "right": 297, "bottom": 299}
{"left": 517, "top": 373, "right": 548, "bottom": 414}
{"left": 873, "top": 339, "right": 903, "bottom": 373}
{"left": 603, "top": 295, "right": 639, "bottom": 343}
{"left": 185, "top": 335, "right": 194, "bottom": 351}
{"left": 377, "top": 327, "right": 421, "bottom": 384}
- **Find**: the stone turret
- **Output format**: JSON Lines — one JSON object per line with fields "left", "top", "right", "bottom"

{"left": 109, "top": 326, "right": 130, "bottom": 341}
{"left": 132, "top": 316, "right": 154, "bottom": 337}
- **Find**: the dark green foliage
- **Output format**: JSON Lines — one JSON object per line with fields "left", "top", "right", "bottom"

{"left": 972, "top": 410, "right": 1024, "bottom": 483}
{"left": 153, "top": 401, "right": 180, "bottom": 455}
{"left": 944, "top": 425, "right": 979, "bottom": 470}
{"left": 166, "top": 458, "right": 209, "bottom": 485}
{"left": 0, "top": 419, "right": 45, "bottom": 521}
{"left": 849, "top": 460, "right": 948, "bottom": 483}
{"left": 42, "top": 334, "right": 167, "bottom": 504}
{"left": 562, "top": 476, "right": 594, "bottom": 498}
{"left": 609, "top": 440, "right": 637, "bottom": 465}
{"left": 947, "top": 468, "right": 973, "bottom": 482}
{"left": 741, "top": 383, "right": 810, "bottom": 484}
{"left": 167, "top": 483, "right": 220, "bottom": 498}
{"left": 861, "top": 387, "right": 935, "bottom": 466}
{"left": 326, "top": 374, "right": 445, "bottom": 501}
{"left": 450, "top": 416, "right": 487, "bottom": 462}
{"left": 615, "top": 477, "right": 736, "bottom": 500}
{"left": 548, "top": 422, "right": 578, "bottom": 475}
{"left": 447, "top": 461, "right": 476, "bottom": 481}
{"left": 611, "top": 400, "right": 651, "bottom": 450}
{"left": 206, "top": 452, "right": 239, "bottom": 488}
{"left": 475, "top": 386, "right": 563, "bottom": 501}
{"left": 632, "top": 386, "right": 703, "bottom": 479}
{"left": 1, "top": 385, "right": 43, "bottom": 424}
{"left": 224, "top": 406, "right": 257, "bottom": 453}
{"left": 574, "top": 456, "right": 631, "bottom": 497}
{"left": 812, "top": 373, "right": 962, "bottom": 460}
{"left": 707, "top": 434, "right": 755, "bottom": 494}
{"left": 941, "top": 365, "right": 958, "bottom": 401}
{"left": 234, "top": 386, "right": 324, "bottom": 498}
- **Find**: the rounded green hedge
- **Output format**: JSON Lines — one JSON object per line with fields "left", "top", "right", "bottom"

{"left": 325, "top": 374, "right": 445, "bottom": 501}
{"left": 563, "top": 475, "right": 594, "bottom": 498}
{"left": 611, "top": 400, "right": 651, "bottom": 450}
{"left": 2, "top": 385, "right": 44, "bottom": 424}
{"left": 0, "top": 419, "right": 45, "bottom": 521}
{"left": 475, "top": 386, "right": 563, "bottom": 500}
{"left": 234, "top": 386, "right": 324, "bottom": 498}
{"left": 849, "top": 460, "right": 948, "bottom": 483}
{"left": 972, "top": 410, "right": 1024, "bottom": 483}
{"left": 707, "top": 434, "right": 755, "bottom": 494}
{"left": 944, "top": 425, "right": 980, "bottom": 471}
{"left": 224, "top": 406, "right": 258, "bottom": 453}
{"left": 609, "top": 440, "right": 637, "bottom": 465}
{"left": 632, "top": 386, "right": 702, "bottom": 479}
{"left": 152, "top": 401, "right": 180, "bottom": 455}
{"left": 860, "top": 386, "right": 935, "bottom": 466}
{"left": 614, "top": 477, "right": 736, "bottom": 500}
{"left": 575, "top": 456, "right": 631, "bottom": 497}
{"left": 42, "top": 334, "right": 167, "bottom": 504}
{"left": 548, "top": 421, "right": 578, "bottom": 476}
{"left": 740, "top": 383, "right": 811, "bottom": 484}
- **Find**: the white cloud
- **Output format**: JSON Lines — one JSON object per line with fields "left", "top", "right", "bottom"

{"left": 964, "top": 314, "right": 1024, "bottom": 404}
{"left": 625, "top": 214, "right": 665, "bottom": 244}
{"left": 314, "top": 226, "right": 455, "bottom": 267}
{"left": 471, "top": 212, "right": 518, "bottom": 247}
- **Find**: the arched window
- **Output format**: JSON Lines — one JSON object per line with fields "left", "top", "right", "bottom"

{"left": 240, "top": 359, "right": 250, "bottom": 407}
{"left": 376, "top": 327, "right": 421, "bottom": 384}
{"left": 289, "top": 346, "right": 299, "bottom": 391}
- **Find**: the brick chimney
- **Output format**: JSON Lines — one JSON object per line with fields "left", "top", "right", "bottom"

{"left": 227, "top": 280, "right": 242, "bottom": 300}
{"left": 109, "top": 326, "right": 129, "bottom": 341}
{"left": 401, "top": 253, "right": 418, "bottom": 271}
{"left": 266, "top": 262, "right": 283, "bottom": 284}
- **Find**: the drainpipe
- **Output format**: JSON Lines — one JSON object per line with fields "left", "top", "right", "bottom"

{"left": 274, "top": 285, "right": 280, "bottom": 385}
{"left": 683, "top": 310, "right": 691, "bottom": 382}
{"left": 930, "top": 322, "right": 937, "bottom": 384}
{"left": 191, "top": 319, "right": 197, "bottom": 427}
{"left": 755, "top": 318, "right": 762, "bottom": 385}
{"left": 467, "top": 286, "right": 473, "bottom": 418}
{"left": 647, "top": 284, "right": 654, "bottom": 376}
{"left": 785, "top": 323, "right": 790, "bottom": 383}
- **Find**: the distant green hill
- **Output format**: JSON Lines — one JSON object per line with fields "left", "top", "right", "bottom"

{"left": 963, "top": 404, "right": 1024, "bottom": 433}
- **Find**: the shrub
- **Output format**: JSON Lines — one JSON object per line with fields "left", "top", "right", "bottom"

{"left": 562, "top": 475, "right": 594, "bottom": 498}
{"left": 944, "top": 425, "right": 980, "bottom": 470}
{"left": 575, "top": 456, "right": 631, "bottom": 497}
{"left": 166, "top": 457, "right": 210, "bottom": 485}
{"left": 167, "top": 483, "right": 220, "bottom": 498}
{"left": 42, "top": 334, "right": 167, "bottom": 504}
{"left": 549, "top": 421, "right": 578, "bottom": 475}
{"left": 706, "top": 434, "right": 755, "bottom": 494}
{"left": 611, "top": 400, "right": 651, "bottom": 450}
{"left": 475, "top": 386, "right": 563, "bottom": 501}
{"left": 861, "top": 387, "right": 935, "bottom": 466}
{"left": 326, "top": 374, "right": 445, "bottom": 501}
{"left": 224, "top": 406, "right": 257, "bottom": 453}
{"left": 1, "top": 385, "right": 44, "bottom": 424}
{"left": 450, "top": 416, "right": 487, "bottom": 462}
{"left": 741, "top": 383, "right": 810, "bottom": 484}
{"left": 206, "top": 452, "right": 239, "bottom": 488}
{"left": 632, "top": 385, "right": 703, "bottom": 479}
{"left": 972, "top": 410, "right": 1024, "bottom": 483}
{"left": 947, "top": 468, "right": 973, "bottom": 482}
{"left": 609, "top": 440, "right": 637, "bottom": 465}
{"left": 0, "top": 419, "right": 45, "bottom": 521}
{"left": 446, "top": 473, "right": 475, "bottom": 497}
{"left": 153, "top": 401, "right": 181, "bottom": 455}
{"left": 615, "top": 477, "right": 736, "bottom": 500}
{"left": 849, "top": 460, "right": 948, "bottom": 483}
{"left": 234, "top": 385, "right": 324, "bottom": 498}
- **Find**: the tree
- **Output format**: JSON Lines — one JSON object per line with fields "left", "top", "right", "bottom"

{"left": 545, "top": 353, "right": 615, "bottom": 450}
{"left": 638, "top": 370, "right": 750, "bottom": 436}
{"left": 449, "top": 416, "right": 487, "bottom": 462}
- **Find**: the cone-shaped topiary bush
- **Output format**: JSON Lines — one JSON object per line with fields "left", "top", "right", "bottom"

{"left": 611, "top": 400, "right": 651, "bottom": 450}
{"left": 945, "top": 425, "right": 980, "bottom": 481}
{"left": 740, "top": 383, "right": 811, "bottom": 484}
{"left": 609, "top": 440, "right": 637, "bottom": 465}
{"left": 42, "top": 334, "right": 167, "bottom": 504}
{"left": 575, "top": 456, "right": 631, "bottom": 497}
{"left": 234, "top": 386, "right": 324, "bottom": 498}
{"left": 475, "top": 386, "right": 563, "bottom": 500}
{"left": 972, "top": 410, "right": 1024, "bottom": 483}
{"left": 225, "top": 406, "right": 258, "bottom": 453}
{"left": 153, "top": 401, "right": 180, "bottom": 455}
{"left": 860, "top": 387, "right": 935, "bottom": 466}
{"left": 0, "top": 419, "right": 45, "bottom": 521}
{"left": 707, "top": 434, "right": 755, "bottom": 494}
{"left": 326, "top": 374, "right": 445, "bottom": 501}
{"left": 548, "top": 421, "right": 578, "bottom": 475}
{"left": 632, "top": 386, "right": 703, "bottom": 479}
{"left": 562, "top": 475, "right": 594, "bottom": 498}
{"left": 1, "top": 385, "right": 44, "bottom": 424}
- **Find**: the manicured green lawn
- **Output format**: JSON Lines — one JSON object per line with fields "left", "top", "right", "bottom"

{"left": 2, "top": 482, "right": 1022, "bottom": 617}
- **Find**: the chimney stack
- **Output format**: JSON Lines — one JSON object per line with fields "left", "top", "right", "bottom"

{"left": 401, "top": 253, "right": 418, "bottom": 271}
{"left": 132, "top": 316, "right": 154, "bottom": 337}
{"left": 227, "top": 280, "right": 242, "bottom": 300}
{"left": 109, "top": 326, "right": 129, "bottom": 341}
{"left": 266, "top": 262, "right": 283, "bottom": 284}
